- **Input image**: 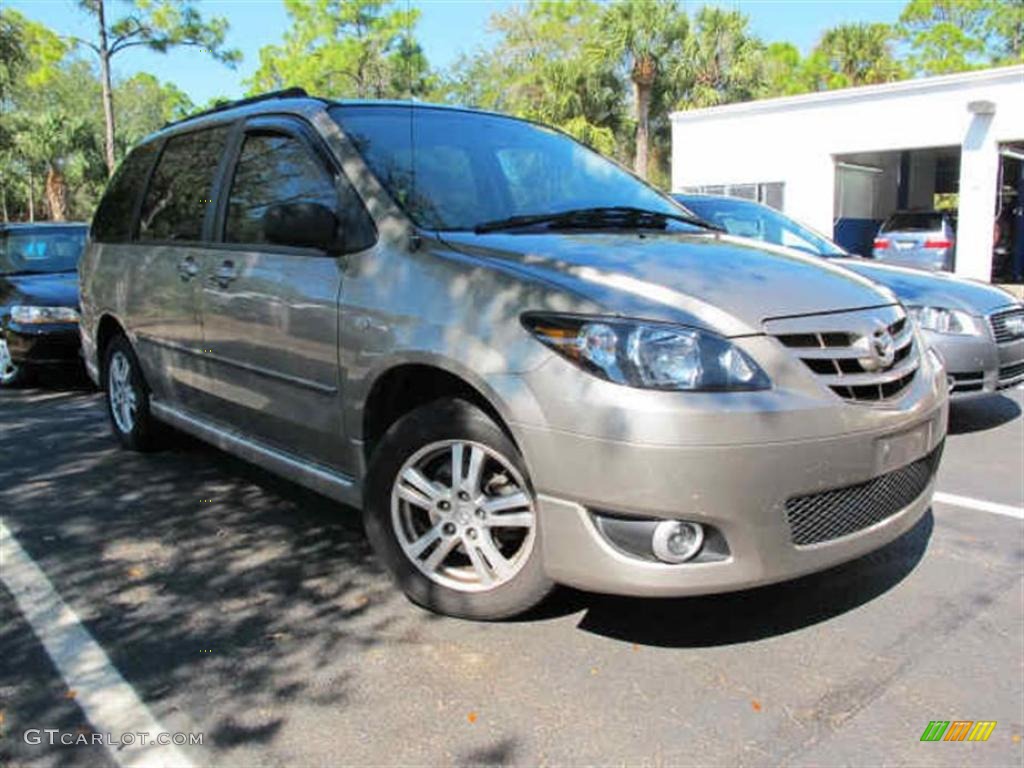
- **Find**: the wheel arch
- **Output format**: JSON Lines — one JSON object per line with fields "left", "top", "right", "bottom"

{"left": 94, "top": 313, "right": 129, "bottom": 386}
{"left": 360, "top": 359, "right": 522, "bottom": 465}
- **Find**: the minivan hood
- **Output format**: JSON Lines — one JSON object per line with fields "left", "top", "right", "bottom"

{"left": 441, "top": 231, "right": 893, "bottom": 335}
{"left": 0, "top": 271, "right": 80, "bottom": 310}
{"left": 834, "top": 258, "right": 1019, "bottom": 316}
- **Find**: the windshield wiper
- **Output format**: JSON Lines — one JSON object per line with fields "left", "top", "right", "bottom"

{"left": 473, "top": 206, "right": 725, "bottom": 234}
{"left": 1, "top": 268, "right": 76, "bottom": 277}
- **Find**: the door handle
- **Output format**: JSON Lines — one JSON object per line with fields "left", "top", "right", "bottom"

{"left": 209, "top": 260, "right": 238, "bottom": 289}
{"left": 177, "top": 256, "right": 199, "bottom": 281}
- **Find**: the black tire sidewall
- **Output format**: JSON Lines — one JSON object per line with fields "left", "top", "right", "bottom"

{"left": 364, "top": 399, "right": 553, "bottom": 620}
{"left": 103, "top": 335, "right": 158, "bottom": 451}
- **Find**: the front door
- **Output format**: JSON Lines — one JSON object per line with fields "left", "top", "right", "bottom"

{"left": 197, "top": 120, "right": 348, "bottom": 467}
{"left": 128, "top": 125, "right": 232, "bottom": 409}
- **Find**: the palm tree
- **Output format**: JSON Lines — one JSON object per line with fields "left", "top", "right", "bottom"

{"left": 14, "top": 110, "right": 95, "bottom": 221}
{"left": 675, "top": 7, "right": 765, "bottom": 109}
{"left": 598, "top": 0, "right": 687, "bottom": 179}
{"left": 808, "top": 23, "right": 903, "bottom": 89}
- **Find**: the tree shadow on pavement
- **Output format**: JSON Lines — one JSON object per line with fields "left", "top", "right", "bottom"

{"left": 0, "top": 389, "right": 417, "bottom": 761}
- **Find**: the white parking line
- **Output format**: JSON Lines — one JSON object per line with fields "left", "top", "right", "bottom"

{"left": 0, "top": 521, "right": 195, "bottom": 768}
{"left": 933, "top": 492, "right": 1024, "bottom": 520}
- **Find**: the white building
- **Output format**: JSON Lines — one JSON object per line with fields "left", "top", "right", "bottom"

{"left": 670, "top": 65, "right": 1024, "bottom": 283}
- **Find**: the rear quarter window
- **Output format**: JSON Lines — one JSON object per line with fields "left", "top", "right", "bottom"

{"left": 91, "top": 143, "right": 158, "bottom": 243}
{"left": 139, "top": 126, "right": 230, "bottom": 242}
{"left": 881, "top": 213, "right": 945, "bottom": 232}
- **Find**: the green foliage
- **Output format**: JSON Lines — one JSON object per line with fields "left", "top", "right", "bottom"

{"left": 804, "top": 22, "right": 904, "bottom": 88}
{"left": 0, "top": 8, "right": 198, "bottom": 221}
{"left": 596, "top": 0, "right": 687, "bottom": 177}
{"left": 899, "top": 0, "right": 1023, "bottom": 74}
{"left": 760, "top": 42, "right": 806, "bottom": 96}
{"left": 246, "top": 0, "right": 430, "bottom": 98}
{"left": 0, "top": 10, "right": 69, "bottom": 93}
{"left": 74, "top": 0, "right": 240, "bottom": 65}
{"left": 446, "top": 1, "right": 623, "bottom": 158}
{"left": 114, "top": 72, "right": 194, "bottom": 150}
{"left": 674, "top": 7, "right": 765, "bottom": 108}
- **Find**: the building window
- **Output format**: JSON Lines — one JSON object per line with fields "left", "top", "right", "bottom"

{"left": 682, "top": 182, "right": 784, "bottom": 209}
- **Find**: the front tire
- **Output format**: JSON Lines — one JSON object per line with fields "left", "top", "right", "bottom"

{"left": 103, "top": 334, "right": 160, "bottom": 451}
{"left": 364, "top": 399, "right": 553, "bottom": 620}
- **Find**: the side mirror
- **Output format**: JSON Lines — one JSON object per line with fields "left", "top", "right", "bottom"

{"left": 263, "top": 202, "right": 339, "bottom": 251}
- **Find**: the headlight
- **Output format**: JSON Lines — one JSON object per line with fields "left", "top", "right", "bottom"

{"left": 906, "top": 306, "right": 980, "bottom": 336}
{"left": 10, "top": 305, "right": 80, "bottom": 325}
{"left": 523, "top": 314, "right": 770, "bottom": 391}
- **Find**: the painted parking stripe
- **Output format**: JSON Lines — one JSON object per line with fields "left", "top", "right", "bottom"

{"left": 933, "top": 492, "right": 1024, "bottom": 520}
{"left": 0, "top": 521, "right": 195, "bottom": 768}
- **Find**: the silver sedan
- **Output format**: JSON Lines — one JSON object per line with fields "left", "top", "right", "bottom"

{"left": 674, "top": 194, "right": 1024, "bottom": 399}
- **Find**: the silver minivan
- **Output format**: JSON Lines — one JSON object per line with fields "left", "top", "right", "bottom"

{"left": 79, "top": 91, "right": 949, "bottom": 619}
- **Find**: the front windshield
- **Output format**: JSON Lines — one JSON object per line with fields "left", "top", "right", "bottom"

{"left": 331, "top": 106, "right": 684, "bottom": 231}
{"left": 0, "top": 227, "right": 87, "bottom": 275}
{"left": 679, "top": 197, "right": 846, "bottom": 257}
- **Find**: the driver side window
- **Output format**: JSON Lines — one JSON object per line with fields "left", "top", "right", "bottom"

{"left": 225, "top": 132, "right": 337, "bottom": 245}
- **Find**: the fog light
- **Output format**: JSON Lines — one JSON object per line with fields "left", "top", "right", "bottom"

{"left": 652, "top": 520, "right": 704, "bottom": 563}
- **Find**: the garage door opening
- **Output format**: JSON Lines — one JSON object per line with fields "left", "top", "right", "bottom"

{"left": 832, "top": 147, "right": 960, "bottom": 259}
{"left": 995, "top": 144, "right": 1024, "bottom": 283}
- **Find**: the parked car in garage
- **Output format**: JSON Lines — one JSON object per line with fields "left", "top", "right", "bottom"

{"left": 871, "top": 210, "right": 957, "bottom": 271}
{"left": 80, "top": 91, "right": 949, "bottom": 620}
{"left": 674, "top": 194, "right": 1024, "bottom": 398}
{"left": 0, "top": 222, "right": 88, "bottom": 387}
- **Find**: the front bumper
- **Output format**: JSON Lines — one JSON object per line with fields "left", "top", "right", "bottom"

{"left": 528, "top": 411, "right": 944, "bottom": 596}
{"left": 931, "top": 330, "right": 1024, "bottom": 397}
{"left": 501, "top": 335, "right": 949, "bottom": 597}
{"left": 3, "top": 322, "right": 82, "bottom": 365}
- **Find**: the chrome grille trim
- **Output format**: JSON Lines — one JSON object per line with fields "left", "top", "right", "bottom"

{"left": 785, "top": 442, "right": 943, "bottom": 546}
{"left": 989, "top": 306, "right": 1024, "bottom": 344}
{"left": 769, "top": 306, "right": 919, "bottom": 403}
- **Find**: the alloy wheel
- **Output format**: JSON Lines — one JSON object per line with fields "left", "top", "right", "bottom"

{"left": 108, "top": 350, "right": 138, "bottom": 434}
{"left": 391, "top": 440, "right": 536, "bottom": 593}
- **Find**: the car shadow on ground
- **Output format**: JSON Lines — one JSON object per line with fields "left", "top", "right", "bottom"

{"left": 521, "top": 511, "right": 933, "bottom": 648}
{"left": 948, "top": 393, "right": 1021, "bottom": 434}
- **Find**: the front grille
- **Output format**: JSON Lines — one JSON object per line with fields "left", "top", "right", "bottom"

{"left": 785, "top": 443, "right": 943, "bottom": 546}
{"left": 997, "top": 361, "right": 1024, "bottom": 389}
{"left": 989, "top": 306, "right": 1024, "bottom": 344}
{"left": 773, "top": 309, "right": 919, "bottom": 402}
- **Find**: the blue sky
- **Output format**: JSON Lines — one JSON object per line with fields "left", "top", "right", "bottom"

{"left": 8, "top": 0, "right": 906, "bottom": 105}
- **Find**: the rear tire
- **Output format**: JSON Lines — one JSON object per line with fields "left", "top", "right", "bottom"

{"left": 364, "top": 399, "right": 553, "bottom": 620}
{"left": 103, "top": 334, "right": 161, "bottom": 451}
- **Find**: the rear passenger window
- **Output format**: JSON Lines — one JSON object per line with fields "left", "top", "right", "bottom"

{"left": 139, "top": 126, "right": 229, "bottom": 242}
{"left": 225, "top": 133, "right": 336, "bottom": 244}
{"left": 91, "top": 143, "right": 157, "bottom": 242}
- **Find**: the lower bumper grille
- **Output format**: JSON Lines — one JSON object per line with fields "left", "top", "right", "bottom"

{"left": 998, "top": 361, "right": 1024, "bottom": 389}
{"left": 785, "top": 442, "right": 943, "bottom": 546}
{"left": 950, "top": 370, "right": 984, "bottom": 394}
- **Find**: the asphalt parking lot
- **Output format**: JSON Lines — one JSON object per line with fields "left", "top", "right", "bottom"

{"left": 1, "top": 381, "right": 1022, "bottom": 768}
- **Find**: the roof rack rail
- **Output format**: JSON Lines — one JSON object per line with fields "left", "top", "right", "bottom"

{"left": 162, "top": 87, "right": 313, "bottom": 129}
